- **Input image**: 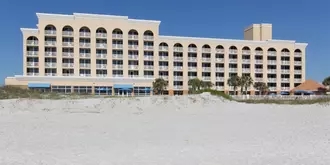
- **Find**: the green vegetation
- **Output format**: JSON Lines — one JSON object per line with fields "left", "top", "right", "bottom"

{"left": 236, "top": 97, "right": 330, "bottom": 105}
{"left": 192, "top": 89, "right": 233, "bottom": 100}
{"left": 152, "top": 78, "right": 168, "bottom": 95}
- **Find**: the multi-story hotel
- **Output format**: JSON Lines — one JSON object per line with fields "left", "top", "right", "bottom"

{"left": 5, "top": 12, "right": 307, "bottom": 96}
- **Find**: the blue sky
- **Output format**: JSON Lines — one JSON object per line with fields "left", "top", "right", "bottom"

{"left": 0, "top": 0, "right": 329, "bottom": 84}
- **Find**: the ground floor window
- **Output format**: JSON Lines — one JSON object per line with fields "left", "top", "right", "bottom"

{"left": 51, "top": 86, "right": 72, "bottom": 94}
{"left": 174, "top": 91, "right": 183, "bottom": 95}
{"left": 133, "top": 87, "right": 151, "bottom": 96}
{"left": 73, "top": 86, "right": 92, "bottom": 94}
{"left": 95, "top": 86, "right": 112, "bottom": 95}
{"left": 114, "top": 88, "right": 133, "bottom": 96}
{"left": 29, "top": 88, "right": 51, "bottom": 92}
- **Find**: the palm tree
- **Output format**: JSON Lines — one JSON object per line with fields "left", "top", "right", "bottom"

{"left": 240, "top": 75, "right": 254, "bottom": 95}
{"left": 253, "top": 82, "right": 268, "bottom": 95}
{"left": 322, "top": 76, "right": 330, "bottom": 90}
{"left": 201, "top": 81, "right": 214, "bottom": 89}
{"left": 188, "top": 78, "right": 202, "bottom": 93}
{"left": 227, "top": 75, "right": 241, "bottom": 95}
{"left": 152, "top": 78, "right": 168, "bottom": 95}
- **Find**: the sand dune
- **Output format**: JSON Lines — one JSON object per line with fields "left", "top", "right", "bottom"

{"left": 0, "top": 93, "right": 329, "bottom": 165}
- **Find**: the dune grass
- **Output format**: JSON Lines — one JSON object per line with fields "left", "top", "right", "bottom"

{"left": 193, "top": 89, "right": 233, "bottom": 100}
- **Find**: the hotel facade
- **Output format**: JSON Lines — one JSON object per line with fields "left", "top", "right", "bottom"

{"left": 5, "top": 13, "right": 307, "bottom": 95}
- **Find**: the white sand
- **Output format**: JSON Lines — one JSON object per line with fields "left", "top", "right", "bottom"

{"left": 0, "top": 93, "right": 329, "bottom": 165}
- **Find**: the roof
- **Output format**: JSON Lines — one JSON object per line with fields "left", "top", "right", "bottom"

{"left": 291, "top": 79, "right": 326, "bottom": 92}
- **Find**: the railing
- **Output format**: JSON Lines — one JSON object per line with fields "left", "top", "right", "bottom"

{"left": 63, "top": 52, "right": 74, "bottom": 58}
{"left": 188, "top": 76, "right": 197, "bottom": 79}
{"left": 229, "top": 49, "right": 238, "bottom": 54}
{"left": 215, "top": 86, "right": 224, "bottom": 90}
{"left": 128, "top": 35, "right": 138, "bottom": 40}
{"left": 174, "top": 56, "right": 183, "bottom": 61}
{"left": 79, "top": 53, "right": 91, "bottom": 58}
{"left": 281, "top": 61, "right": 290, "bottom": 65}
{"left": 242, "top": 68, "right": 250, "bottom": 73}
{"left": 173, "top": 86, "right": 183, "bottom": 89}
{"left": 128, "top": 75, "right": 139, "bottom": 78}
{"left": 45, "top": 30, "right": 56, "bottom": 35}
{"left": 45, "top": 51, "right": 57, "bottom": 57}
{"left": 62, "top": 31, "right": 73, "bottom": 36}
{"left": 188, "top": 47, "right": 197, "bottom": 52}
{"left": 27, "top": 51, "right": 38, "bottom": 56}
{"left": 188, "top": 67, "right": 197, "bottom": 71}
{"left": 96, "top": 33, "right": 107, "bottom": 38}
{"left": 96, "top": 54, "right": 107, "bottom": 59}
{"left": 159, "top": 66, "right": 168, "bottom": 70}
{"left": 281, "top": 52, "right": 290, "bottom": 56}
{"left": 45, "top": 63, "right": 57, "bottom": 68}
{"left": 267, "top": 51, "right": 277, "bottom": 56}
{"left": 113, "top": 74, "right": 124, "bottom": 77}
{"left": 294, "top": 52, "right": 302, "bottom": 57}
{"left": 144, "top": 45, "right": 155, "bottom": 51}
{"left": 294, "top": 70, "right": 302, "bottom": 74}
{"left": 281, "top": 78, "right": 290, "bottom": 82}
{"left": 26, "top": 40, "right": 38, "bottom": 46}
{"left": 45, "top": 41, "right": 56, "bottom": 46}
{"left": 216, "top": 49, "right": 225, "bottom": 54}
{"left": 97, "top": 74, "right": 107, "bottom": 77}
{"left": 242, "top": 59, "right": 251, "bottom": 63}
{"left": 96, "top": 43, "right": 107, "bottom": 48}
{"left": 62, "top": 63, "right": 74, "bottom": 68}
{"left": 202, "top": 77, "right": 211, "bottom": 81}
{"left": 112, "top": 54, "right": 122, "bottom": 59}
{"left": 202, "top": 48, "right": 211, "bottom": 53}
{"left": 267, "top": 78, "right": 277, "bottom": 82}
{"left": 269, "top": 87, "right": 277, "bottom": 91}
{"left": 294, "top": 61, "right": 302, "bottom": 65}
{"left": 62, "top": 73, "right": 74, "bottom": 76}
{"left": 202, "top": 67, "right": 211, "bottom": 71}
{"left": 268, "top": 69, "right": 277, "bottom": 73}
{"left": 26, "top": 62, "right": 39, "bottom": 67}
{"left": 159, "top": 56, "right": 169, "bottom": 60}
{"left": 128, "top": 55, "right": 139, "bottom": 60}
{"left": 79, "top": 32, "right": 91, "bottom": 37}
{"left": 128, "top": 45, "right": 139, "bottom": 50}
{"left": 79, "top": 63, "right": 91, "bottom": 68}
{"left": 255, "top": 78, "right": 263, "bottom": 82}
{"left": 112, "top": 65, "right": 123, "bottom": 69}
{"left": 173, "top": 76, "right": 183, "bottom": 81}
{"left": 242, "top": 50, "right": 251, "bottom": 55}
{"left": 268, "top": 60, "right": 277, "bottom": 65}
{"left": 216, "top": 77, "right": 225, "bottom": 81}
{"left": 188, "top": 57, "right": 197, "bottom": 62}
{"left": 255, "top": 60, "right": 263, "bottom": 64}
{"left": 228, "top": 68, "right": 237, "bottom": 72}
{"left": 255, "top": 69, "right": 263, "bottom": 73}
{"left": 112, "top": 34, "right": 123, "bottom": 39}
{"left": 79, "top": 74, "right": 92, "bottom": 77}
{"left": 128, "top": 65, "right": 139, "bottom": 69}
{"left": 144, "top": 75, "right": 154, "bottom": 78}
{"left": 143, "top": 36, "right": 154, "bottom": 40}
{"left": 255, "top": 50, "right": 263, "bottom": 55}
{"left": 216, "top": 68, "right": 224, "bottom": 72}
{"left": 216, "top": 58, "right": 224, "bottom": 62}
{"left": 294, "top": 79, "right": 302, "bottom": 83}
{"left": 112, "top": 44, "right": 123, "bottom": 49}
{"left": 173, "top": 47, "right": 183, "bottom": 52}
{"left": 96, "top": 64, "right": 107, "bottom": 69}
{"left": 202, "top": 58, "right": 211, "bottom": 62}
{"left": 27, "top": 73, "right": 39, "bottom": 76}
{"left": 62, "top": 42, "right": 74, "bottom": 47}
{"left": 229, "top": 59, "right": 237, "bottom": 63}
{"left": 45, "top": 73, "right": 57, "bottom": 76}
{"left": 144, "top": 56, "right": 153, "bottom": 60}
{"left": 281, "top": 70, "right": 290, "bottom": 74}
{"left": 159, "top": 46, "right": 168, "bottom": 51}
{"left": 159, "top": 76, "right": 168, "bottom": 80}
{"left": 144, "top": 65, "right": 154, "bottom": 70}
{"left": 173, "top": 66, "right": 183, "bottom": 71}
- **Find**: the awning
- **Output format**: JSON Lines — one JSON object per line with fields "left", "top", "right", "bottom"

{"left": 113, "top": 84, "right": 133, "bottom": 90}
{"left": 28, "top": 83, "right": 51, "bottom": 88}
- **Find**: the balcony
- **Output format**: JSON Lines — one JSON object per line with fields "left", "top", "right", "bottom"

{"left": 294, "top": 78, "right": 302, "bottom": 83}
{"left": 63, "top": 52, "right": 74, "bottom": 58}
{"left": 27, "top": 51, "right": 38, "bottom": 57}
{"left": 202, "top": 67, "right": 211, "bottom": 72}
{"left": 62, "top": 31, "right": 73, "bottom": 36}
{"left": 216, "top": 68, "right": 224, "bottom": 72}
{"left": 242, "top": 59, "right": 251, "bottom": 63}
{"left": 62, "top": 63, "right": 74, "bottom": 68}
{"left": 294, "top": 61, "right": 302, "bottom": 65}
{"left": 281, "top": 52, "right": 290, "bottom": 56}
{"left": 242, "top": 50, "right": 251, "bottom": 55}
{"left": 173, "top": 66, "right": 183, "bottom": 71}
{"left": 268, "top": 60, "right": 277, "bottom": 65}
{"left": 45, "top": 73, "right": 57, "bottom": 76}
{"left": 188, "top": 48, "right": 197, "bottom": 53}
{"left": 216, "top": 58, "right": 224, "bottom": 62}
{"left": 45, "top": 62, "right": 56, "bottom": 68}
{"left": 242, "top": 68, "right": 250, "bottom": 73}
{"left": 97, "top": 74, "right": 107, "bottom": 77}
{"left": 229, "top": 59, "right": 237, "bottom": 63}
{"left": 26, "top": 40, "right": 38, "bottom": 46}
{"left": 128, "top": 45, "right": 139, "bottom": 50}
{"left": 202, "top": 77, "right": 211, "bottom": 81}
{"left": 254, "top": 78, "right": 263, "bottom": 82}
{"left": 45, "top": 52, "right": 57, "bottom": 57}
{"left": 128, "top": 35, "right": 138, "bottom": 40}
{"left": 159, "top": 46, "right": 168, "bottom": 51}
{"left": 188, "top": 76, "right": 197, "bottom": 79}
{"left": 144, "top": 75, "right": 154, "bottom": 78}
{"left": 143, "top": 36, "right": 154, "bottom": 40}
{"left": 27, "top": 73, "right": 39, "bottom": 76}
{"left": 144, "top": 45, "right": 154, "bottom": 50}
{"left": 144, "top": 56, "right": 153, "bottom": 60}
{"left": 79, "top": 74, "right": 92, "bottom": 77}
{"left": 96, "top": 64, "right": 107, "bottom": 69}
{"left": 128, "top": 65, "right": 139, "bottom": 70}
{"left": 267, "top": 78, "right": 277, "bottom": 82}
{"left": 267, "top": 69, "right": 277, "bottom": 73}
{"left": 79, "top": 53, "right": 91, "bottom": 58}
{"left": 159, "top": 56, "right": 169, "bottom": 61}
{"left": 159, "top": 66, "right": 169, "bottom": 70}
{"left": 96, "top": 33, "right": 107, "bottom": 38}
{"left": 216, "top": 49, "right": 225, "bottom": 54}
{"left": 255, "top": 51, "right": 263, "bottom": 55}
{"left": 229, "top": 49, "right": 238, "bottom": 54}
{"left": 281, "top": 87, "right": 290, "bottom": 91}
{"left": 173, "top": 47, "right": 183, "bottom": 52}
{"left": 267, "top": 51, "right": 276, "bottom": 56}
{"left": 62, "top": 42, "right": 74, "bottom": 47}
{"left": 112, "top": 54, "right": 123, "bottom": 59}
{"left": 113, "top": 74, "right": 124, "bottom": 77}
{"left": 202, "top": 58, "right": 211, "bottom": 62}
{"left": 269, "top": 87, "right": 277, "bottom": 91}
{"left": 188, "top": 67, "right": 197, "bottom": 71}
{"left": 281, "top": 78, "right": 290, "bottom": 82}
{"left": 173, "top": 76, "right": 183, "bottom": 81}
{"left": 112, "top": 44, "right": 123, "bottom": 49}
{"left": 254, "top": 69, "right": 263, "bottom": 73}
{"left": 112, "top": 34, "right": 123, "bottom": 39}
{"left": 112, "top": 65, "right": 123, "bottom": 69}
{"left": 281, "top": 70, "right": 290, "bottom": 74}
{"left": 128, "top": 55, "right": 139, "bottom": 60}
{"left": 255, "top": 60, "right": 263, "bottom": 64}
{"left": 281, "top": 61, "right": 290, "bottom": 65}
{"left": 173, "top": 57, "right": 183, "bottom": 61}
{"left": 79, "top": 43, "right": 91, "bottom": 48}
{"left": 144, "top": 65, "right": 154, "bottom": 70}
{"left": 228, "top": 68, "right": 237, "bottom": 72}
{"left": 26, "top": 62, "right": 38, "bottom": 67}
{"left": 294, "top": 70, "right": 302, "bottom": 74}
{"left": 128, "top": 75, "right": 139, "bottom": 78}
{"left": 79, "top": 32, "right": 91, "bottom": 37}
{"left": 294, "top": 52, "right": 302, "bottom": 57}
{"left": 62, "top": 73, "right": 74, "bottom": 76}
{"left": 96, "top": 43, "right": 107, "bottom": 49}
{"left": 216, "top": 77, "right": 225, "bottom": 81}
{"left": 45, "top": 41, "right": 56, "bottom": 46}
{"left": 202, "top": 48, "right": 211, "bottom": 53}
{"left": 45, "top": 30, "right": 56, "bottom": 36}
{"left": 96, "top": 54, "right": 107, "bottom": 59}
{"left": 79, "top": 63, "right": 91, "bottom": 69}
{"left": 188, "top": 57, "right": 197, "bottom": 62}
{"left": 173, "top": 86, "right": 183, "bottom": 90}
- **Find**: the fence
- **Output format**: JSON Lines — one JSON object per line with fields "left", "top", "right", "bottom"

{"left": 232, "top": 95, "right": 330, "bottom": 100}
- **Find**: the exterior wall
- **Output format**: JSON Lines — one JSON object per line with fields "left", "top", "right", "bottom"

{"left": 11, "top": 13, "right": 308, "bottom": 95}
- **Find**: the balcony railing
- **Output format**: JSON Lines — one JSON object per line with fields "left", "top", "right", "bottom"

{"left": 216, "top": 49, "right": 225, "bottom": 54}
{"left": 216, "top": 58, "right": 224, "bottom": 62}
{"left": 128, "top": 65, "right": 139, "bottom": 70}
{"left": 159, "top": 76, "right": 168, "bottom": 80}
{"left": 128, "top": 75, "right": 139, "bottom": 78}
{"left": 281, "top": 70, "right": 290, "bottom": 74}
{"left": 159, "top": 46, "right": 169, "bottom": 51}
{"left": 144, "top": 65, "right": 154, "bottom": 70}
{"left": 144, "top": 56, "right": 153, "bottom": 60}
{"left": 267, "top": 51, "right": 277, "bottom": 56}
{"left": 269, "top": 87, "right": 277, "bottom": 91}
{"left": 112, "top": 44, "right": 123, "bottom": 49}
{"left": 62, "top": 42, "right": 74, "bottom": 47}
{"left": 229, "top": 59, "right": 237, "bottom": 63}
{"left": 79, "top": 53, "right": 91, "bottom": 58}
{"left": 96, "top": 54, "right": 107, "bottom": 59}
{"left": 294, "top": 78, "right": 302, "bottom": 83}
{"left": 173, "top": 76, "right": 183, "bottom": 81}
{"left": 45, "top": 52, "right": 57, "bottom": 57}
{"left": 242, "top": 68, "right": 250, "bottom": 73}
{"left": 79, "top": 63, "right": 91, "bottom": 68}
{"left": 144, "top": 75, "right": 154, "bottom": 78}
{"left": 62, "top": 73, "right": 74, "bottom": 76}
{"left": 159, "top": 66, "right": 168, "bottom": 70}
{"left": 294, "top": 70, "right": 302, "bottom": 74}
{"left": 128, "top": 45, "right": 139, "bottom": 50}
{"left": 255, "top": 60, "right": 263, "bottom": 64}
{"left": 26, "top": 62, "right": 39, "bottom": 67}
{"left": 281, "top": 52, "right": 290, "bottom": 56}
{"left": 188, "top": 67, "right": 197, "bottom": 71}
{"left": 188, "top": 57, "right": 197, "bottom": 62}
{"left": 79, "top": 74, "right": 92, "bottom": 77}
{"left": 45, "top": 41, "right": 56, "bottom": 46}
{"left": 174, "top": 56, "right": 183, "bottom": 61}
{"left": 27, "top": 73, "right": 39, "bottom": 76}
{"left": 63, "top": 52, "right": 74, "bottom": 58}
{"left": 45, "top": 63, "right": 57, "bottom": 68}
{"left": 255, "top": 69, "right": 263, "bottom": 73}
{"left": 228, "top": 68, "right": 237, "bottom": 72}
{"left": 267, "top": 78, "right": 277, "bottom": 82}
{"left": 267, "top": 60, "right": 277, "bottom": 65}
{"left": 229, "top": 49, "right": 238, "bottom": 54}
{"left": 202, "top": 67, "right": 211, "bottom": 72}
{"left": 173, "top": 86, "right": 183, "bottom": 89}
{"left": 96, "top": 33, "right": 107, "bottom": 38}
{"left": 159, "top": 56, "right": 169, "bottom": 60}
{"left": 112, "top": 65, "right": 123, "bottom": 69}
{"left": 188, "top": 76, "right": 197, "bottom": 79}
{"left": 202, "top": 58, "right": 211, "bottom": 62}
{"left": 255, "top": 78, "right": 263, "bottom": 82}
{"left": 62, "top": 63, "right": 74, "bottom": 68}
{"left": 113, "top": 74, "right": 124, "bottom": 77}
{"left": 45, "top": 73, "right": 57, "bottom": 76}
{"left": 281, "top": 61, "right": 290, "bottom": 65}
{"left": 27, "top": 51, "right": 38, "bottom": 56}
{"left": 79, "top": 43, "right": 91, "bottom": 48}
{"left": 242, "top": 50, "right": 251, "bottom": 55}
{"left": 26, "top": 40, "right": 38, "bottom": 46}
{"left": 202, "top": 48, "right": 211, "bottom": 53}
{"left": 128, "top": 35, "right": 139, "bottom": 40}
{"left": 45, "top": 30, "right": 56, "bottom": 35}
{"left": 62, "top": 31, "right": 73, "bottom": 36}
{"left": 188, "top": 47, "right": 197, "bottom": 53}
{"left": 128, "top": 55, "right": 139, "bottom": 60}
{"left": 294, "top": 52, "right": 302, "bottom": 57}
{"left": 96, "top": 43, "right": 107, "bottom": 48}
{"left": 242, "top": 59, "right": 251, "bottom": 63}
{"left": 96, "top": 64, "right": 107, "bottom": 69}
{"left": 112, "top": 34, "right": 123, "bottom": 39}
{"left": 216, "top": 77, "right": 225, "bottom": 81}
{"left": 294, "top": 61, "right": 302, "bottom": 65}
{"left": 173, "top": 66, "right": 183, "bottom": 71}
{"left": 255, "top": 50, "right": 263, "bottom": 55}
{"left": 215, "top": 86, "right": 224, "bottom": 90}
{"left": 202, "top": 77, "right": 211, "bottom": 81}
{"left": 173, "top": 47, "right": 183, "bottom": 52}
{"left": 144, "top": 45, "right": 154, "bottom": 50}
{"left": 268, "top": 69, "right": 277, "bottom": 73}
{"left": 79, "top": 32, "right": 91, "bottom": 37}
{"left": 281, "top": 87, "right": 290, "bottom": 91}
{"left": 143, "top": 36, "right": 154, "bottom": 40}
{"left": 281, "top": 78, "right": 290, "bottom": 82}
{"left": 112, "top": 54, "right": 123, "bottom": 59}
{"left": 216, "top": 68, "right": 224, "bottom": 72}
{"left": 97, "top": 74, "right": 107, "bottom": 77}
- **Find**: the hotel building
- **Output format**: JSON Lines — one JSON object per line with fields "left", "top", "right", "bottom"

{"left": 5, "top": 13, "right": 307, "bottom": 95}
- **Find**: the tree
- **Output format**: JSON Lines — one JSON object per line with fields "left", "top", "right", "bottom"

{"left": 201, "top": 81, "right": 214, "bottom": 89}
{"left": 227, "top": 75, "right": 241, "bottom": 95}
{"left": 152, "top": 78, "right": 168, "bottom": 95}
{"left": 253, "top": 82, "right": 268, "bottom": 95}
{"left": 240, "top": 75, "right": 254, "bottom": 95}
{"left": 322, "top": 76, "right": 330, "bottom": 90}
{"left": 188, "top": 78, "right": 202, "bottom": 93}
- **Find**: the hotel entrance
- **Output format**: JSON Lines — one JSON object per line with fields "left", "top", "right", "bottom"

{"left": 114, "top": 84, "right": 133, "bottom": 96}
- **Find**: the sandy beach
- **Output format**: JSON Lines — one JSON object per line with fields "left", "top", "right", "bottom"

{"left": 0, "top": 93, "right": 329, "bottom": 165}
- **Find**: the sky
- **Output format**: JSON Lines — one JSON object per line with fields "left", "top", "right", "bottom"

{"left": 0, "top": 0, "right": 329, "bottom": 84}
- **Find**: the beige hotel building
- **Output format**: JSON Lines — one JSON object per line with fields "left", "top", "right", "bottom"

{"left": 5, "top": 12, "right": 307, "bottom": 96}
